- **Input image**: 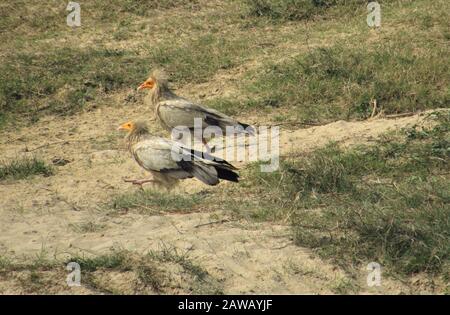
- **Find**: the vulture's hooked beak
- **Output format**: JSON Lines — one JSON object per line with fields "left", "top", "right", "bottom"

{"left": 118, "top": 122, "right": 133, "bottom": 131}
{"left": 137, "top": 80, "right": 153, "bottom": 91}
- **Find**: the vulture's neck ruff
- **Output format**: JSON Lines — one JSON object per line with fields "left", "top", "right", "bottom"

{"left": 150, "top": 77, "right": 176, "bottom": 105}
{"left": 126, "top": 123, "right": 151, "bottom": 151}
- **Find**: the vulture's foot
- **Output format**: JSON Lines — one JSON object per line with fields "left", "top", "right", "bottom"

{"left": 124, "top": 178, "right": 156, "bottom": 187}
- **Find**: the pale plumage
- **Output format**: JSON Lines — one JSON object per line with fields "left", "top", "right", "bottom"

{"left": 137, "top": 70, "right": 254, "bottom": 146}
{"left": 118, "top": 121, "right": 239, "bottom": 188}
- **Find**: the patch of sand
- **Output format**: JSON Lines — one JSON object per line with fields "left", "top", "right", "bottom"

{"left": 0, "top": 105, "right": 444, "bottom": 294}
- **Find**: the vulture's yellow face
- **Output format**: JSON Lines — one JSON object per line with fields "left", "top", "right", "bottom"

{"left": 118, "top": 121, "right": 134, "bottom": 131}
{"left": 137, "top": 77, "right": 155, "bottom": 91}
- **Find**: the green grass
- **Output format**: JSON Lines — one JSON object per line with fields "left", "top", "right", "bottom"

{"left": 101, "top": 0, "right": 199, "bottom": 15}
{"left": 0, "top": 1, "right": 198, "bottom": 35}
{"left": 0, "top": 47, "right": 149, "bottom": 119}
{"left": 149, "top": 246, "right": 208, "bottom": 280}
{"left": 0, "top": 247, "right": 220, "bottom": 294}
{"left": 0, "top": 157, "right": 53, "bottom": 181}
{"left": 2, "top": 0, "right": 447, "bottom": 128}
{"left": 72, "top": 248, "right": 222, "bottom": 294}
{"left": 240, "top": 0, "right": 366, "bottom": 22}
{"left": 110, "top": 189, "right": 205, "bottom": 214}
{"left": 70, "top": 251, "right": 131, "bottom": 272}
{"left": 205, "top": 0, "right": 450, "bottom": 121}
{"left": 69, "top": 250, "right": 162, "bottom": 294}
{"left": 0, "top": 1, "right": 242, "bottom": 126}
{"left": 208, "top": 34, "right": 449, "bottom": 122}
{"left": 233, "top": 111, "right": 449, "bottom": 277}
{"left": 0, "top": 33, "right": 259, "bottom": 125}
{"left": 149, "top": 34, "right": 257, "bottom": 84}
{"left": 148, "top": 246, "right": 223, "bottom": 294}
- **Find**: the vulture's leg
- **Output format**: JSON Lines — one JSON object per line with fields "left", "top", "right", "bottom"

{"left": 123, "top": 178, "right": 157, "bottom": 187}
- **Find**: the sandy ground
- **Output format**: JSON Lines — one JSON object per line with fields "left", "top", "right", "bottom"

{"left": 0, "top": 102, "right": 439, "bottom": 294}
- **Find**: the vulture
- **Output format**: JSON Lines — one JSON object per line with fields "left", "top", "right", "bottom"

{"left": 118, "top": 120, "right": 239, "bottom": 188}
{"left": 136, "top": 70, "right": 255, "bottom": 149}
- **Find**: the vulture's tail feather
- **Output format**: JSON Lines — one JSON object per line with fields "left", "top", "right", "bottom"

{"left": 239, "top": 122, "right": 256, "bottom": 136}
{"left": 205, "top": 115, "right": 255, "bottom": 136}
{"left": 178, "top": 159, "right": 239, "bottom": 185}
{"left": 189, "top": 148, "right": 238, "bottom": 170}
{"left": 179, "top": 160, "right": 220, "bottom": 186}
{"left": 215, "top": 165, "right": 239, "bottom": 183}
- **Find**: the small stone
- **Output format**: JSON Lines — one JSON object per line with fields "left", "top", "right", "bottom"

{"left": 52, "top": 157, "right": 71, "bottom": 166}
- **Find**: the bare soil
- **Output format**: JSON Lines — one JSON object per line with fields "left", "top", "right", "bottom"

{"left": 0, "top": 101, "right": 436, "bottom": 294}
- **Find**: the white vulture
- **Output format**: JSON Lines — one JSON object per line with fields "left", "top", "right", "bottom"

{"left": 118, "top": 120, "right": 239, "bottom": 188}
{"left": 136, "top": 70, "right": 254, "bottom": 149}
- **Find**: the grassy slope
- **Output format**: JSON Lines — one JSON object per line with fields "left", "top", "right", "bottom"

{"left": 0, "top": 247, "right": 222, "bottom": 294}
{"left": 0, "top": 0, "right": 449, "bottom": 292}
{"left": 108, "top": 111, "right": 449, "bottom": 289}
{"left": 208, "top": 0, "right": 450, "bottom": 122}
{"left": 242, "top": 111, "right": 449, "bottom": 279}
{"left": 1, "top": 0, "right": 448, "bottom": 127}
{"left": 0, "top": 157, "right": 53, "bottom": 181}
